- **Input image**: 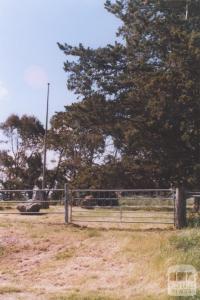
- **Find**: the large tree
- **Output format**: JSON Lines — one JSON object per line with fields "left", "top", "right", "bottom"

{"left": 58, "top": 0, "right": 200, "bottom": 190}
{"left": 0, "top": 114, "right": 44, "bottom": 190}
{"left": 49, "top": 95, "right": 107, "bottom": 188}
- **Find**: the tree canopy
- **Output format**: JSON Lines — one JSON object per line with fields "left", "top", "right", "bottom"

{"left": 1, "top": 0, "right": 200, "bottom": 190}
{"left": 0, "top": 114, "right": 44, "bottom": 189}
{"left": 57, "top": 0, "right": 200, "bottom": 188}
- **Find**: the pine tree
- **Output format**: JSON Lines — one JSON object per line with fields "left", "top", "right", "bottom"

{"left": 58, "top": 0, "right": 200, "bottom": 191}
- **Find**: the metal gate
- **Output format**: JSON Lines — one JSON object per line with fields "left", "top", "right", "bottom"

{"left": 68, "top": 189, "right": 175, "bottom": 225}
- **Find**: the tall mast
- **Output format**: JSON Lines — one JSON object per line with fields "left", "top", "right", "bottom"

{"left": 185, "top": 1, "right": 189, "bottom": 20}
{"left": 42, "top": 82, "right": 50, "bottom": 190}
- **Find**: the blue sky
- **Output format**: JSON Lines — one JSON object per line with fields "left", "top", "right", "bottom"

{"left": 0, "top": 0, "right": 120, "bottom": 125}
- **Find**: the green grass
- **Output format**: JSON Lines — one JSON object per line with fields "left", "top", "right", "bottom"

{"left": 169, "top": 229, "right": 200, "bottom": 269}
{"left": 155, "top": 228, "right": 200, "bottom": 271}
{"left": 187, "top": 213, "right": 200, "bottom": 227}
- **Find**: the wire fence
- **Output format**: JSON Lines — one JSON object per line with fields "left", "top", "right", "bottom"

{"left": 0, "top": 187, "right": 176, "bottom": 226}
{"left": 0, "top": 188, "right": 66, "bottom": 216}
{"left": 1, "top": 187, "right": 200, "bottom": 228}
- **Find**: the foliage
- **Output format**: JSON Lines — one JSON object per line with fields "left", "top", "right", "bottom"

{"left": 57, "top": 0, "right": 200, "bottom": 188}
{"left": 49, "top": 96, "right": 107, "bottom": 187}
{"left": 0, "top": 114, "right": 44, "bottom": 190}
{"left": 1, "top": 1, "right": 200, "bottom": 190}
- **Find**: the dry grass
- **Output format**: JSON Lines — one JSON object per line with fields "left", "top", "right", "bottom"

{"left": 0, "top": 207, "right": 199, "bottom": 299}
{"left": 0, "top": 286, "right": 22, "bottom": 294}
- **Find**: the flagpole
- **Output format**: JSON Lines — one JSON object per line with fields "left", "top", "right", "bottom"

{"left": 42, "top": 83, "right": 50, "bottom": 191}
{"left": 185, "top": 1, "right": 189, "bottom": 20}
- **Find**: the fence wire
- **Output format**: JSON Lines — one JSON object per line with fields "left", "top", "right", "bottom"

{"left": 0, "top": 188, "right": 65, "bottom": 216}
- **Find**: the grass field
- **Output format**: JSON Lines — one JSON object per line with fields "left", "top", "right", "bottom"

{"left": 0, "top": 205, "right": 200, "bottom": 299}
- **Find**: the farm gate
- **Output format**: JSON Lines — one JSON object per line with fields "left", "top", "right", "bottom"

{"left": 68, "top": 189, "right": 175, "bottom": 225}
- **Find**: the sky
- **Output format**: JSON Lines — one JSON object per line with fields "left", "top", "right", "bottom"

{"left": 0, "top": 0, "right": 120, "bottom": 126}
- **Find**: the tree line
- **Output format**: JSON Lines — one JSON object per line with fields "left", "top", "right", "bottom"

{"left": 1, "top": 0, "right": 200, "bottom": 191}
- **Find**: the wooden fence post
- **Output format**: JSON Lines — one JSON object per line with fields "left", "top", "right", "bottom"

{"left": 64, "top": 184, "right": 69, "bottom": 224}
{"left": 175, "top": 187, "right": 187, "bottom": 229}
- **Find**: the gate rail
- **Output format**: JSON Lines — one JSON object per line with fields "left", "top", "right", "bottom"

{"left": 69, "top": 188, "right": 175, "bottom": 225}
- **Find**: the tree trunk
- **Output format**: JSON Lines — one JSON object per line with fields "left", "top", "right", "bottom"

{"left": 33, "top": 189, "right": 49, "bottom": 209}
{"left": 41, "top": 191, "right": 49, "bottom": 209}
{"left": 175, "top": 187, "right": 187, "bottom": 229}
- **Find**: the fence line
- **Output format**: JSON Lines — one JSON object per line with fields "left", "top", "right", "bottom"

{"left": 0, "top": 188, "right": 65, "bottom": 219}
{"left": 0, "top": 187, "right": 176, "bottom": 226}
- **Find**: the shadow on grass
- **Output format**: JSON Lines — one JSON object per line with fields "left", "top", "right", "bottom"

{"left": 19, "top": 212, "right": 48, "bottom": 216}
